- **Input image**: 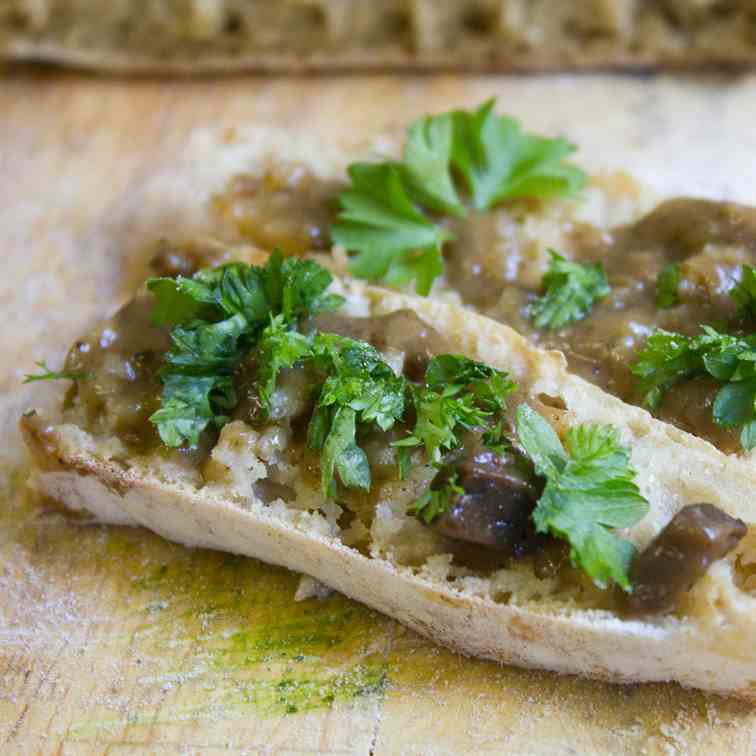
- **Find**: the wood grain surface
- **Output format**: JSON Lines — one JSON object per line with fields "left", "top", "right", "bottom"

{"left": 2, "top": 69, "right": 756, "bottom": 755}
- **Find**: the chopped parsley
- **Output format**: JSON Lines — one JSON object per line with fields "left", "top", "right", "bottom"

{"left": 515, "top": 404, "right": 649, "bottom": 591}
{"left": 23, "top": 360, "right": 89, "bottom": 384}
{"left": 394, "top": 355, "right": 516, "bottom": 463}
{"left": 631, "top": 329, "right": 702, "bottom": 411}
{"left": 631, "top": 325, "right": 756, "bottom": 451}
{"left": 732, "top": 264, "right": 756, "bottom": 320}
{"left": 481, "top": 419, "right": 511, "bottom": 454}
{"left": 409, "top": 472, "right": 463, "bottom": 525}
{"left": 530, "top": 251, "right": 610, "bottom": 330}
{"left": 309, "top": 349, "right": 515, "bottom": 497}
{"left": 147, "top": 251, "right": 344, "bottom": 448}
{"left": 147, "top": 252, "right": 519, "bottom": 498}
{"left": 332, "top": 99, "right": 586, "bottom": 295}
{"left": 400, "top": 356, "right": 516, "bottom": 525}
{"left": 656, "top": 263, "right": 682, "bottom": 309}
{"left": 305, "top": 333, "right": 407, "bottom": 496}
{"left": 330, "top": 162, "right": 451, "bottom": 297}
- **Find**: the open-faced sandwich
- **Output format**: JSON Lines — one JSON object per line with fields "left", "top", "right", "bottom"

{"left": 21, "top": 102, "right": 756, "bottom": 700}
{"left": 4, "top": 1, "right": 756, "bottom": 73}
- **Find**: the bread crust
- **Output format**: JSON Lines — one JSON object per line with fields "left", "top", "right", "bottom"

{"left": 7, "top": 0, "right": 756, "bottom": 74}
{"left": 20, "top": 279, "right": 756, "bottom": 700}
{"left": 6, "top": 41, "right": 756, "bottom": 75}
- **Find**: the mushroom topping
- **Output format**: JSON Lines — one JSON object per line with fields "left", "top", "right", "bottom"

{"left": 627, "top": 503, "right": 747, "bottom": 615}
{"left": 431, "top": 446, "right": 543, "bottom": 554}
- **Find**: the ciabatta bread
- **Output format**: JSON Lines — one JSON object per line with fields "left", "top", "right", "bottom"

{"left": 21, "top": 278, "right": 756, "bottom": 700}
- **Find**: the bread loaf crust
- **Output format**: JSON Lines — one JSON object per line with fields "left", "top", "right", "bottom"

{"left": 4, "top": 1, "right": 756, "bottom": 74}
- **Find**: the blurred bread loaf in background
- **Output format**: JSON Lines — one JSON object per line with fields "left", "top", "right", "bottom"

{"left": 2, "top": 0, "right": 756, "bottom": 74}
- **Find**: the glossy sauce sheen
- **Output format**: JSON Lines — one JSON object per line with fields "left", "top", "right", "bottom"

{"left": 64, "top": 296, "right": 169, "bottom": 448}
{"left": 447, "top": 198, "right": 756, "bottom": 453}
{"left": 56, "top": 209, "right": 750, "bottom": 607}
{"left": 217, "top": 169, "right": 756, "bottom": 452}
{"left": 75, "top": 182, "right": 756, "bottom": 462}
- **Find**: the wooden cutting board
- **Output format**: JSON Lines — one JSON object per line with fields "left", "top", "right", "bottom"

{"left": 2, "top": 69, "right": 756, "bottom": 755}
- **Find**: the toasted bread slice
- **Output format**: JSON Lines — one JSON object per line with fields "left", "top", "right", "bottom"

{"left": 21, "top": 277, "right": 756, "bottom": 700}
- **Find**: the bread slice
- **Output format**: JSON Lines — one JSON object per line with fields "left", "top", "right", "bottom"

{"left": 4, "top": 0, "right": 756, "bottom": 74}
{"left": 21, "top": 276, "right": 756, "bottom": 700}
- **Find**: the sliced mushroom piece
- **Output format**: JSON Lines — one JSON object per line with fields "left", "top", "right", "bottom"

{"left": 431, "top": 446, "right": 544, "bottom": 554}
{"left": 627, "top": 503, "right": 747, "bottom": 615}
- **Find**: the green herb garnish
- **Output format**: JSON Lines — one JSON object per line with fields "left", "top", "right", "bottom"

{"left": 631, "top": 329, "right": 701, "bottom": 411}
{"left": 530, "top": 251, "right": 610, "bottom": 330}
{"left": 409, "top": 472, "right": 463, "bottom": 525}
{"left": 482, "top": 419, "right": 511, "bottom": 454}
{"left": 631, "top": 325, "right": 756, "bottom": 451}
{"left": 306, "top": 333, "right": 407, "bottom": 496}
{"left": 148, "top": 254, "right": 518, "bottom": 497}
{"left": 394, "top": 355, "right": 516, "bottom": 463}
{"left": 23, "top": 360, "right": 88, "bottom": 384}
{"left": 732, "top": 264, "right": 756, "bottom": 320}
{"left": 656, "top": 263, "right": 682, "bottom": 309}
{"left": 515, "top": 404, "right": 648, "bottom": 591}
{"left": 260, "top": 339, "right": 514, "bottom": 497}
{"left": 147, "top": 250, "right": 344, "bottom": 448}
{"left": 332, "top": 99, "right": 586, "bottom": 295}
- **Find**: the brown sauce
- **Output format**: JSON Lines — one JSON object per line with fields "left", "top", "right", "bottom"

{"left": 208, "top": 166, "right": 756, "bottom": 452}
{"left": 64, "top": 288, "right": 449, "bottom": 499}
{"left": 450, "top": 198, "right": 756, "bottom": 453}
{"left": 212, "top": 164, "right": 340, "bottom": 256}
{"left": 66, "top": 169, "right": 756, "bottom": 468}
{"left": 63, "top": 296, "right": 169, "bottom": 450}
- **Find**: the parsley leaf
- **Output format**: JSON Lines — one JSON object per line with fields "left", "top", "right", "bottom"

{"left": 147, "top": 277, "right": 217, "bottom": 326}
{"left": 255, "top": 315, "right": 311, "bottom": 406}
{"left": 23, "top": 360, "right": 89, "bottom": 384}
{"left": 306, "top": 333, "right": 407, "bottom": 496}
{"left": 149, "top": 372, "right": 234, "bottom": 448}
{"left": 320, "top": 406, "right": 371, "bottom": 496}
{"left": 331, "top": 163, "right": 451, "bottom": 296}
{"left": 631, "top": 325, "right": 756, "bottom": 451}
{"left": 631, "top": 330, "right": 701, "bottom": 410}
{"left": 254, "top": 326, "right": 410, "bottom": 497}
{"left": 409, "top": 472, "right": 463, "bottom": 524}
{"left": 451, "top": 99, "right": 586, "bottom": 211}
{"left": 732, "top": 264, "right": 756, "bottom": 320}
{"left": 656, "top": 263, "right": 682, "bottom": 309}
{"left": 311, "top": 334, "right": 407, "bottom": 433}
{"left": 151, "top": 314, "right": 247, "bottom": 447}
{"left": 424, "top": 354, "right": 516, "bottom": 415}
{"left": 481, "top": 419, "right": 511, "bottom": 454}
{"left": 332, "top": 100, "right": 587, "bottom": 295}
{"left": 277, "top": 256, "right": 346, "bottom": 321}
{"left": 395, "top": 355, "right": 516, "bottom": 463}
{"left": 148, "top": 252, "right": 342, "bottom": 448}
{"left": 516, "top": 404, "right": 648, "bottom": 591}
{"left": 403, "top": 113, "right": 465, "bottom": 217}
{"left": 530, "top": 251, "right": 610, "bottom": 330}
{"left": 398, "top": 386, "right": 491, "bottom": 464}
{"left": 740, "top": 419, "right": 756, "bottom": 451}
